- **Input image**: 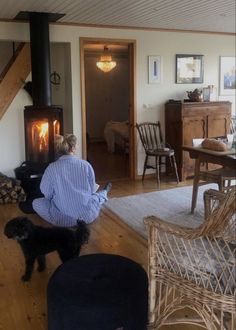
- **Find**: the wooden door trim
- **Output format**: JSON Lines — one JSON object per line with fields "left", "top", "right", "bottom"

{"left": 80, "top": 37, "right": 137, "bottom": 180}
{"left": 79, "top": 38, "right": 87, "bottom": 158}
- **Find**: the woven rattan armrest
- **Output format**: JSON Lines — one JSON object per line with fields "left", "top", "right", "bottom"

{"left": 145, "top": 187, "right": 236, "bottom": 329}
{"left": 145, "top": 186, "right": 235, "bottom": 240}
{"left": 144, "top": 216, "right": 201, "bottom": 240}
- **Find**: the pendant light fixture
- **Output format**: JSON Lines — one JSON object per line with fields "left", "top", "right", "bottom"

{"left": 96, "top": 46, "right": 117, "bottom": 73}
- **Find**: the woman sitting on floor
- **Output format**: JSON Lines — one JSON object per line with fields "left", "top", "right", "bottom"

{"left": 20, "top": 134, "right": 111, "bottom": 227}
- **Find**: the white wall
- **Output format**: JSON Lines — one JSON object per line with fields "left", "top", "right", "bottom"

{"left": 50, "top": 43, "right": 73, "bottom": 134}
{"left": 0, "top": 21, "right": 235, "bottom": 177}
{"left": 0, "top": 87, "right": 31, "bottom": 177}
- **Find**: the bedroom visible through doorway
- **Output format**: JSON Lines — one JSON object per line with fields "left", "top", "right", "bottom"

{"left": 80, "top": 39, "right": 136, "bottom": 182}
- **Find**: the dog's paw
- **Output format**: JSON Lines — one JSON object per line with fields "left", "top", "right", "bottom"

{"left": 37, "top": 265, "right": 45, "bottom": 272}
{"left": 21, "top": 274, "right": 31, "bottom": 282}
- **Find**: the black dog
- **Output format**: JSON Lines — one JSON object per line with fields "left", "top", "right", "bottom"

{"left": 4, "top": 216, "right": 90, "bottom": 281}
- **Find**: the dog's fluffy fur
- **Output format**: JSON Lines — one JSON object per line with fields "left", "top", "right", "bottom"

{"left": 4, "top": 216, "right": 90, "bottom": 281}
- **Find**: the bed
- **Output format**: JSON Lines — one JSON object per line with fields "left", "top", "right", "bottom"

{"left": 104, "top": 120, "right": 129, "bottom": 153}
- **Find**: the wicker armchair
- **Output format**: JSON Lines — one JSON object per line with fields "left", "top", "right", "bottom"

{"left": 144, "top": 187, "right": 236, "bottom": 329}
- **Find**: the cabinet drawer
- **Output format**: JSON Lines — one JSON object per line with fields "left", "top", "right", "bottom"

{"left": 182, "top": 103, "right": 231, "bottom": 117}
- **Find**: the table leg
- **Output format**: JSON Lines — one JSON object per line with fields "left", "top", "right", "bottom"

{"left": 191, "top": 158, "right": 201, "bottom": 214}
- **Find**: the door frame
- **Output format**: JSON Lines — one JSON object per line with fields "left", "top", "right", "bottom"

{"left": 79, "top": 37, "right": 137, "bottom": 180}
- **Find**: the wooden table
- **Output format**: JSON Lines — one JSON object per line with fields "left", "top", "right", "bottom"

{"left": 182, "top": 145, "right": 236, "bottom": 213}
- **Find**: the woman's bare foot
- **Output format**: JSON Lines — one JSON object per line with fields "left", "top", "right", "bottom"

{"left": 103, "top": 182, "right": 112, "bottom": 193}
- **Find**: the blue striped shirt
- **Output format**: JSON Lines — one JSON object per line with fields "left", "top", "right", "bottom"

{"left": 33, "top": 155, "right": 107, "bottom": 226}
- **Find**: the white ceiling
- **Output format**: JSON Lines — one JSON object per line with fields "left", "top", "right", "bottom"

{"left": 0, "top": 0, "right": 235, "bottom": 34}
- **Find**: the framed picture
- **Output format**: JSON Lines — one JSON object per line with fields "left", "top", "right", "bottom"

{"left": 148, "top": 56, "right": 161, "bottom": 84}
{"left": 219, "top": 56, "right": 236, "bottom": 95}
{"left": 176, "top": 54, "right": 204, "bottom": 84}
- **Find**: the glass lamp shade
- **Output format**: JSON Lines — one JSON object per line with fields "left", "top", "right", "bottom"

{"left": 96, "top": 54, "right": 116, "bottom": 73}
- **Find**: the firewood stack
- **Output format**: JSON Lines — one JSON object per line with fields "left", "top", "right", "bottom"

{"left": 0, "top": 173, "right": 26, "bottom": 204}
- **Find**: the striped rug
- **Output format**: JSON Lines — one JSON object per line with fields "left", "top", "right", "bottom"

{"left": 104, "top": 184, "right": 217, "bottom": 239}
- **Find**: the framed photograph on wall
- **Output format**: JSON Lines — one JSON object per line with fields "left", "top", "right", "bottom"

{"left": 148, "top": 56, "right": 161, "bottom": 84}
{"left": 176, "top": 54, "right": 204, "bottom": 84}
{"left": 219, "top": 56, "right": 236, "bottom": 95}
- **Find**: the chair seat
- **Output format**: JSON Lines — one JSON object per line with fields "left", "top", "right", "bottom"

{"left": 146, "top": 148, "right": 175, "bottom": 156}
{"left": 158, "top": 234, "right": 236, "bottom": 295}
{"left": 199, "top": 167, "right": 236, "bottom": 185}
{"left": 200, "top": 167, "right": 236, "bottom": 179}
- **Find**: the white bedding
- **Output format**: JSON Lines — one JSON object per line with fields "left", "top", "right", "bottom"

{"left": 104, "top": 121, "right": 129, "bottom": 153}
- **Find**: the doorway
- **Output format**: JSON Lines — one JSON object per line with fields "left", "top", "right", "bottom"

{"left": 80, "top": 38, "right": 136, "bottom": 182}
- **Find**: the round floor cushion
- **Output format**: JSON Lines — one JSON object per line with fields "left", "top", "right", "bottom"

{"left": 47, "top": 253, "right": 148, "bottom": 330}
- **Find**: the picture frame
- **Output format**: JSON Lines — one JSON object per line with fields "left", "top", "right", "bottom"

{"left": 176, "top": 54, "right": 204, "bottom": 84}
{"left": 148, "top": 55, "right": 161, "bottom": 84}
{"left": 219, "top": 56, "right": 236, "bottom": 95}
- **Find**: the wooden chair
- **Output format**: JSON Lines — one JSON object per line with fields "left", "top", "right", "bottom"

{"left": 191, "top": 135, "right": 236, "bottom": 213}
{"left": 144, "top": 187, "right": 236, "bottom": 330}
{"left": 191, "top": 165, "right": 236, "bottom": 213}
{"left": 136, "top": 122, "right": 179, "bottom": 187}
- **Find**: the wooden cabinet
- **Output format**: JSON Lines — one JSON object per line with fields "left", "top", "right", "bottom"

{"left": 165, "top": 101, "right": 231, "bottom": 181}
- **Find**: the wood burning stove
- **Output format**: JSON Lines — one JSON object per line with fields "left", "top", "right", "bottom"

{"left": 14, "top": 11, "right": 64, "bottom": 198}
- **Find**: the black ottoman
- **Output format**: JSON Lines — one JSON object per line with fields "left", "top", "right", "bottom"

{"left": 47, "top": 254, "right": 148, "bottom": 330}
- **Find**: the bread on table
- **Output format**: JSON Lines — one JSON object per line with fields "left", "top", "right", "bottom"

{"left": 201, "top": 138, "right": 227, "bottom": 151}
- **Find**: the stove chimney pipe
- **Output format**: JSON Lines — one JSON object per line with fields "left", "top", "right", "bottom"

{"left": 14, "top": 11, "right": 65, "bottom": 107}
{"left": 29, "top": 12, "right": 51, "bottom": 107}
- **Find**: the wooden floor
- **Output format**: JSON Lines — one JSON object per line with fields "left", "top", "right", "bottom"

{"left": 87, "top": 141, "right": 129, "bottom": 181}
{"left": 0, "top": 177, "right": 202, "bottom": 330}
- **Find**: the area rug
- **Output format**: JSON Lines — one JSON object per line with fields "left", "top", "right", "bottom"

{"left": 105, "top": 184, "right": 217, "bottom": 239}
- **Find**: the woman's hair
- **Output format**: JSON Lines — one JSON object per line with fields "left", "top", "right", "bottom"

{"left": 54, "top": 134, "right": 77, "bottom": 157}
{"left": 54, "top": 134, "right": 64, "bottom": 158}
{"left": 58, "top": 134, "right": 77, "bottom": 155}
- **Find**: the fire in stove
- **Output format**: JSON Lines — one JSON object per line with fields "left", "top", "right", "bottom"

{"left": 30, "top": 119, "right": 60, "bottom": 157}
{"left": 24, "top": 105, "right": 63, "bottom": 164}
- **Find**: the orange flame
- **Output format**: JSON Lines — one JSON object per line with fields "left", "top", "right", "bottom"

{"left": 37, "top": 123, "right": 48, "bottom": 151}
{"left": 31, "top": 120, "right": 60, "bottom": 154}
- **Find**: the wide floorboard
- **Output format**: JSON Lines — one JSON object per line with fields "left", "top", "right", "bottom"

{"left": 0, "top": 177, "right": 202, "bottom": 329}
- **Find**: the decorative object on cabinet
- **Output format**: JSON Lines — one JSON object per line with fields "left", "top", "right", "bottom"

{"left": 202, "top": 85, "right": 218, "bottom": 102}
{"left": 148, "top": 55, "right": 161, "bottom": 84}
{"left": 202, "top": 87, "right": 210, "bottom": 101}
{"left": 176, "top": 54, "right": 204, "bottom": 84}
{"left": 136, "top": 122, "right": 179, "bottom": 187}
{"left": 165, "top": 101, "right": 231, "bottom": 181}
{"left": 187, "top": 88, "right": 203, "bottom": 102}
{"left": 208, "top": 84, "right": 218, "bottom": 101}
{"left": 219, "top": 56, "right": 236, "bottom": 95}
